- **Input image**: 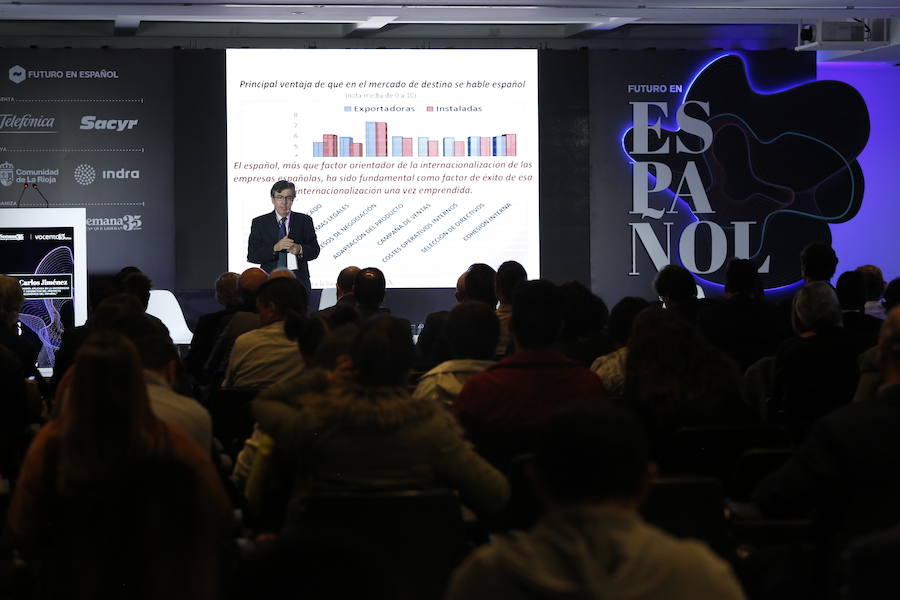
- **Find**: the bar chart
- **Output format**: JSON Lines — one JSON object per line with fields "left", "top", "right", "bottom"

{"left": 313, "top": 121, "right": 518, "bottom": 157}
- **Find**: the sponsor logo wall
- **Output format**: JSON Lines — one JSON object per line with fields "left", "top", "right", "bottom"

{"left": 0, "top": 50, "right": 174, "bottom": 288}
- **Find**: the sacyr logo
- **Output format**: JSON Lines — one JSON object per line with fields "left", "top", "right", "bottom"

{"left": 122, "top": 215, "right": 142, "bottom": 231}
{"left": 73, "top": 163, "right": 96, "bottom": 186}
{"left": 9, "top": 66, "right": 25, "bottom": 84}
{"left": 0, "top": 161, "right": 14, "bottom": 187}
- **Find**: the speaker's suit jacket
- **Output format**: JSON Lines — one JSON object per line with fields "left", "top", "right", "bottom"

{"left": 247, "top": 210, "right": 320, "bottom": 292}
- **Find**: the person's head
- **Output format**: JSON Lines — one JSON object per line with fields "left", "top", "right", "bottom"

{"left": 115, "top": 266, "right": 143, "bottom": 282}
{"left": 269, "top": 268, "right": 296, "bottom": 280}
{"left": 315, "top": 324, "right": 360, "bottom": 371}
{"left": 255, "top": 277, "right": 308, "bottom": 326}
{"left": 121, "top": 271, "right": 152, "bottom": 310}
{"left": 607, "top": 296, "right": 651, "bottom": 347}
{"left": 792, "top": 281, "right": 842, "bottom": 334}
{"left": 336, "top": 266, "right": 360, "bottom": 298}
{"left": 511, "top": 280, "right": 561, "bottom": 350}
{"left": 353, "top": 267, "right": 386, "bottom": 309}
{"left": 0, "top": 275, "right": 24, "bottom": 330}
{"left": 454, "top": 272, "right": 468, "bottom": 302}
{"left": 836, "top": 270, "right": 866, "bottom": 312}
{"left": 446, "top": 301, "right": 500, "bottom": 360}
{"left": 285, "top": 314, "right": 328, "bottom": 364}
{"left": 61, "top": 331, "right": 162, "bottom": 486}
{"left": 496, "top": 260, "right": 527, "bottom": 306}
{"left": 884, "top": 279, "right": 900, "bottom": 312}
{"left": 800, "top": 242, "right": 838, "bottom": 283}
{"left": 270, "top": 180, "right": 296, "bottom": 218}
{"left": 653, "top": 264, "right": 697, "bottom": 307}
{"left": 214, "top": 272, "right": 241, "bottom": 309}
{"left": 464, "top": 263, "right": 497, "bottom": 308}
{"left": 532, "top": 404, "right": 652, "bottom": 507}
{"left": 351, "top": 315, "right": 414, "bottom": 386}
{"left": 238, "top": 267, "right": 269, "bottom": 309}
{"left": 133, "top": 332, "right": 180, "bottom": 382}
{"left": 558, "top": 281, "right": 609, "bottom": 340}
{"left": 880, "top": 307, "right": 900, "bottom": 385}
{"left": 89, "top": 293, "right": 145, "bottom": 331}
{"left": 725, "top": 259, "right": 764, "bottom": 301}
{"left": 857, "top": 265, "right": 886, "bottom": 302}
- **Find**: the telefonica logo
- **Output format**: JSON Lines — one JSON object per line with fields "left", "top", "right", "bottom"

{"left": 0, "top": 113, "right": 56, "bottom": 131}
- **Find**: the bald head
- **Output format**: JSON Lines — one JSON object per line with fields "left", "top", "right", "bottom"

{"left": 269, "top": 268, "right": 296, "bottom": 280}
{"left": 239, "top": 268, "right": 268, "bottom": 292}
{"left": 238, "top": 267, "right": 269, "bottom": 310}
{"left": 455, "top": 272, "right": 467, "bottom": 302}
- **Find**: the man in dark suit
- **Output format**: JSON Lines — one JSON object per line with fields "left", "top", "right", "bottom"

{"left": 247, "top": 180, "right": 320, "bottom": 294}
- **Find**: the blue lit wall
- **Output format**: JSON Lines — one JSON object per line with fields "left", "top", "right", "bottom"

{"left": 821, "top": 62, "right": 900, "bottom": 283}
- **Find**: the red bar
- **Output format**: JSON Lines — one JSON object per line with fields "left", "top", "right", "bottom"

{"left": 375, "top": 122, "right": 388, "bottom": 157}
{"left": 428, "top": 140, "right": 438, "bottom": 156}
{"left": 480, "top": 137, "right": 491, "bottom": 156}
{"left": 454, "top": 141, "right": 465, "bottom": 157}
{"left": 505, "top": 134, "right": 517, "bottom": 157}
{"left": 402, "top": 137, "right": 413, "bottom": 157}
{"left": 350, "top": 142, "right": 362, "bottom": 157}
{"left": 323, "top": 134, "right": 338, "bottom": 157}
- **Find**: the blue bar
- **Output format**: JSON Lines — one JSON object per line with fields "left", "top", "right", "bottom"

{"left": 467, "top": 136, "right": 480, "bottom": 157}
{"left": 443, "top": 137, "right": 455, "bottom": 157}
{"left": 339, "top": 137, "right": 352, "bottom": 157}
{"left": 312, "top": 142, "right": 323, "bottom": 157}
{"left": 492, "top": 135, "right": 506, "bottom": 157}
{"left": 365, "top": 122, "right": 376, "bottom": 157}
{"left": 392, "top": 136, "right": 403, "bottom": 157}
{"left": 418, "top": 137, "right": 429, "bottom": 157}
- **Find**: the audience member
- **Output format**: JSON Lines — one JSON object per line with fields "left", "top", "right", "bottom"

{"left": 203, "top": 267, "right": 269, "bottom": 384}
{"left": 653, "top": 264, "right": 703, "bottom": 323}
{"left": 417, "top": 263, "right": 496, "bottom": 370}
{"left": 854, "top": 278, "right": 900, "bottom": 402}
{"left": 777, "top": 242, "right": 840, "bottom": 338}
{"left": 316, "top": 265, "right": 360, "bottom": 326}
{"left": 413, "top": 301, "right": 499, "bottom": 407}
{"left": 223, "top": 277, "right": 308, "bottom": 388}
{"left": 8, "top": 332, "right": 232, "bottom": 600}
{"left": 755, "top": 306, "right": 900, "bottom": 595}
{"left": 591, "top": 296, "right": 650, "bottom": 399}
{"left": 0, "top": 275, "right": 42, "bottom": 382}
{"left": 624, "top": 307, "right": 751, "bottom": 459}
{"left": 0, "top": 345, "right": 28, "bottom": 479}
{"left": 184, "top": 271, "right": 241, "bottom": 383}
{"left": 772, "top": 281, "right": 860, "bottom": 440}
{"left": 836, "top": 270, "right": 882, "bottom": 349}
{"left": 353, "top": 266, "right": 389, "bottom": 320}
{"left": 698, "top": 259, "right": 780, "bottom": 371}
{"left": 494, "top": 260, "right": 527, "bottom": 357}
{"left": 446, "top": 404, "right": 746, "bottom": 600}
{"left": 557, "top": 281, "right": 614, "bottom": 367}
{"left": 135, "top": 330, "right": 213, "bottom": 452}
{"left": 453, "top": 280, "right": 607, "bottom": 471}
{"left": 253, "top": 315, "right": 510, "bottom": 536}
{"left": 120, "top": 270, "right": 153, "bottom": 310}
{"left": 857, "top": 264, "right": 886, "bottom": 319}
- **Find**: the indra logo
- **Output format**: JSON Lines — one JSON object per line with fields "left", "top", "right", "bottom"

{"left": 0, "top": 161, "right": 14, "bottom": 187}
{"left": 73, "top": 163, "right": 96, "bottom": 186}
{"left": 122, "top": 215, "right": 142, "bottom": 231}
{"left": 9, "top": 66, "right": 25, "bottom": 84}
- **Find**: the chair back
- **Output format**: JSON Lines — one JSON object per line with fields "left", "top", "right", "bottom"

{"left": 664, "top": 424, "right": 791, "bottom": 481}
{"left": 729, "top": 447, "right": 793, "bottom": 501}
{"left": 288, "top": 488, "right": 467, "bottom": 600}
{"left": 208, "top": 387, "right": 258, "bottom": 459}
{"left": 641, "top": 476, "right": 736, "bottom": 561}
{"left": 843, "top": 525, "right": 900, "bottom": 600}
